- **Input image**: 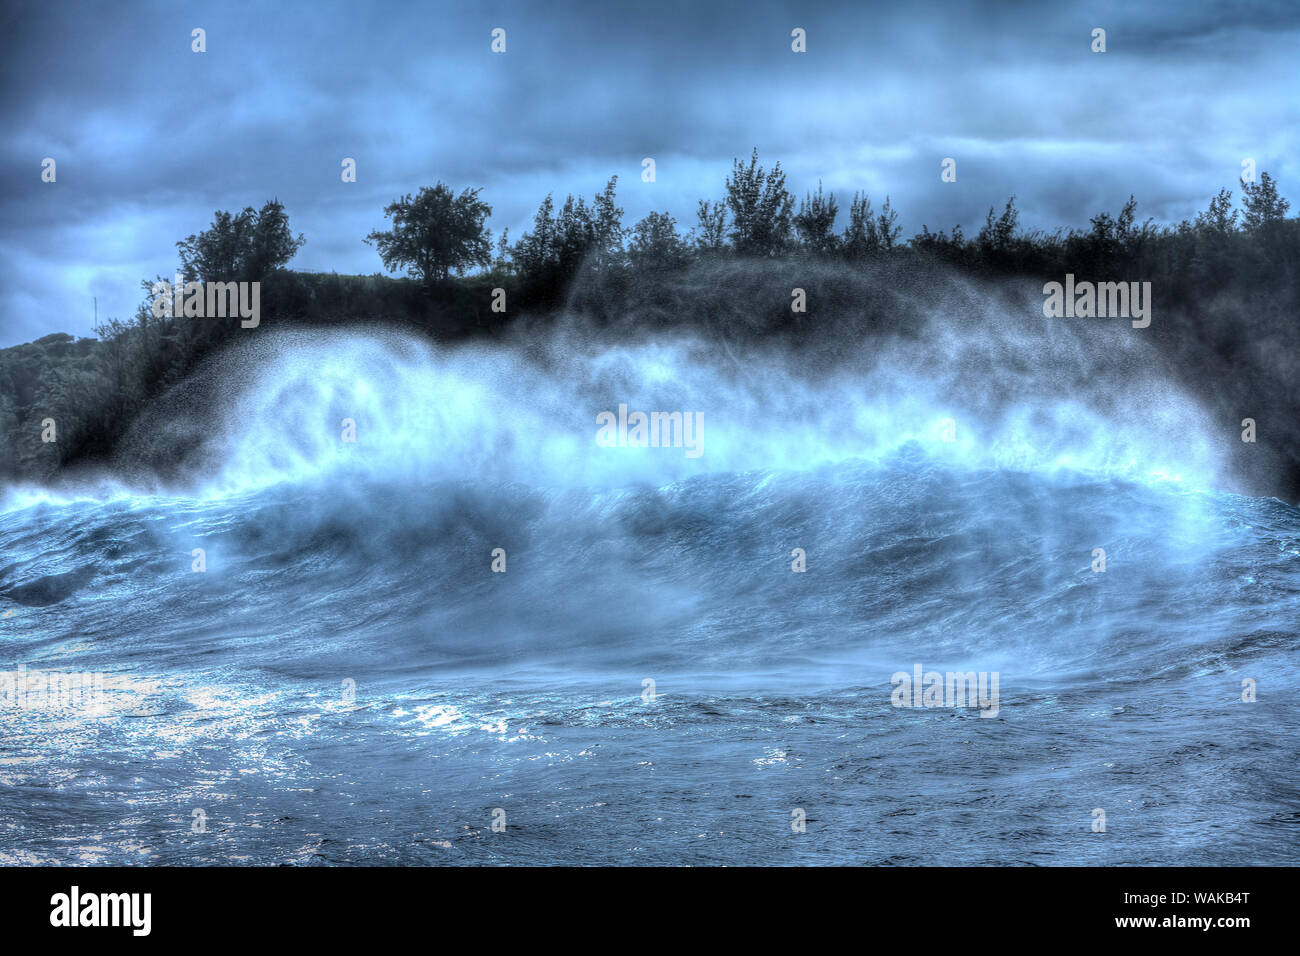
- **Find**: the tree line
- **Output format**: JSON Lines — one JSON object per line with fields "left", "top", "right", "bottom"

{"left": 364, "top": 148, "right": 1292, "bottom": 292}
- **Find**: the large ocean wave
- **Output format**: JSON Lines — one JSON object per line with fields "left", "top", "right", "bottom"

{"left": 2, "top": 320, "right": 1297, "bottom": 865}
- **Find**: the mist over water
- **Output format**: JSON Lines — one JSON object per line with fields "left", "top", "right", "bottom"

{"left": 2, "top": 289, "right": 1297, "bottom": 865}
{"left": 120, "top": 279, "right": 1226, "bottom": 499}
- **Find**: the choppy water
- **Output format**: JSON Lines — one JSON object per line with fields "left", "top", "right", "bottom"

{"left": 2, "top": 328, "right": 1297, "bottom": 865}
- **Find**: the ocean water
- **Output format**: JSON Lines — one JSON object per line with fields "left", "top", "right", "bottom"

{"left": 2, "top": 328, "right": 1297, "bottom": 865}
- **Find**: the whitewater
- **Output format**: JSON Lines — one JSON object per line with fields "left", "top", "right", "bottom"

{"left": 1, "top": 316, "right": 1297, "bottom": 865}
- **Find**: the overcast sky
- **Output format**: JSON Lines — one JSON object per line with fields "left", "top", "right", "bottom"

{"left": 1, "top": 0, "right": 1296, "bottom": 346}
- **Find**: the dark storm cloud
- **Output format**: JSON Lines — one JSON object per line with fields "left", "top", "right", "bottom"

{"left": 1, "top": 0, "right": 1296, "bottom": 345}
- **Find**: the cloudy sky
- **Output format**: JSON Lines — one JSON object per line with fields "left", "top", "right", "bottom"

{"left": 1, "top": 0, "right": 1296, "bottom": 346}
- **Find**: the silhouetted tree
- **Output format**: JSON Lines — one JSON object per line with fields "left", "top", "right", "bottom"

{"left": 553, "top": 194, "right": 595, "bottom": 277}
{"left": 510, "top": 178, "right": 627, "bottom": 295}
{"left": 1242, "top": 172, "right": 1291, "bottom": 233}
{"left": 875, "top": 196, "right": 901, "bottom": 251}
{"left": 177, "top": 199, "right": 305, "bottom": 282}
{"left": 693, "top": 199, "right": 727, "bottom": 254}
{"left": 629, "top": 211, "right": 688, "bottom": 270}
{"left": 590, "top": 176, "right": 626, "bottom": 270}
{"left": 725, "top": 148, "right": 795, "bottom": 256}
{"left": 514, "top": 195, "right": 558, "bottom": 279}
{"left": 492, "top": 227, "right": 513, "bottom": 274}
{"left": 794, "top": 182, "right": 840, "bottom": 256}
{"left": 366, "top": 184, "right": 492, "bottom": 285}
{"left": 1196, "top": 188, "right": 1237, "bottom": 236}
{"left": 978, "top": 196, "right": 1019, "bottom": 255}
{"left": 842, "top": 193, "right": 880, "bottom": 260}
